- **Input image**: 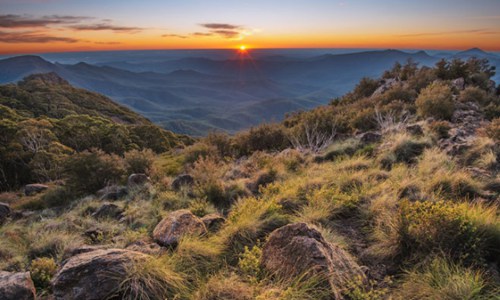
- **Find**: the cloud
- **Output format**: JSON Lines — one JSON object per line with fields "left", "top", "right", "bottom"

{"left": 162, "top": 33, "right": 188, "bottom": 39}
{"left": 0, "top": 30, "right": 80, "bottom": 43}
{"left": 396, "top": 29, "right": 499, "bottom": 38}
{"left": 211, "top": 29, "right": 241, "bottom": 39}
{"left": 200, "top": 23, "right": 242, "bottom": 30}
{"left": 69, "top": 23, "right": 143, "bottom": 33}
{"left": 0, "top": 14, "right": 90, "bottom": 28}
{"left": 191, "top": 32, "right": 214, "bottom": 37}
{"left": 94, "top": 41, "right": 122, "bottom": 45}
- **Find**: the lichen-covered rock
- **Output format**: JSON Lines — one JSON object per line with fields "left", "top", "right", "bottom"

{"left": 261, "top": 223, "right": 365, "bottom": 299}
{"left": 0, "top": 271, "right": 36, "bottom": 300}
{"left": 96, "top": 185, "right": 128, "bottom": 201}
{"left": 127, "top": 173, "right": 150, "bottom": 188}
{"left": 91, "top": 203, "right": 123, "bottom": 220}
{"left": 171, "top": 174, "right": 194, "bottom": 191}
{"left": 153, "top": 209, "right": 206, "bottom": 247}
{"left": 52, "top": 249, "right": 147, "bottom": 300}
{"left": 201, "top": 213, "right": 225, "bottom": 232}
{"left": 0, "top": 202, "right": 11, "bottom": 224}
{"left": 24, "top": 184, "right": 48, "bottom": 196}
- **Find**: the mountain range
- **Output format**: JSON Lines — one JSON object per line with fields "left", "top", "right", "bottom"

{"left": 0, "top": 48, "right": 498, "bottom": 135}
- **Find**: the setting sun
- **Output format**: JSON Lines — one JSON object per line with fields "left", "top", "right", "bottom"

{"left": 239, "top": 45, "right": 247, "bottom": 51}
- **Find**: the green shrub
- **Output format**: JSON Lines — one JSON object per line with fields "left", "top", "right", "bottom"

{"left": 64, "top": 149, "right": 125, "bottom": 195}
{"left": 416, "top": 82, "right": 455, "bottom": 120}
{"left": 233, "top": 123, "right": 290, "bottom": 156}
{"left": 458, "top": 86, "right": 491, "bottom": 105}
{"left": 398, "top": 201, "right": 487, "bottom": 263}
{"left": 124, "top": 148, "right": 155, "bottom": 175}
{"left": 30, "top": 257, "right": 57, "bottom": 293}
{"left": 238, "top": 244, "right": 263, "bottom": 284}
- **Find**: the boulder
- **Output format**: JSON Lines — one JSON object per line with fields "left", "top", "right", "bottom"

{"left": 201, "top": 213, "right": 225, "bottom": 232}
{"left": 171, "top": 174, "right": 194, "bottom": 191}
{"left": 91, "top": 203, "right": 123, "bottom": 220}
{"left": 52, "top": 249, "right": 147, "bottom": 300}
{"left": 261, "top": 223, "right": 365, "bottom": 299}
{"left": 0, "top": 271, "right": 36, "bottom": 300}
{"left": 359, "top": 132, "right": 382, "bottom": 144}
{"left": 96, "top": 185, "right": 128, "bottom": 201}
{"left": 127, "top": 174, "right": 150, "bottom": 188}
{"left": 371, "top": 78, "right": 397, "bottom": 97}
{"left": 153, "top": 209, "right": 207, "bottom": 247}
{"left": 0, "top": 202, "right": 11, "bottom": 224}
{"left": 125, "top": 240, "right": 164, "bottom": 256}
{"left": 24, "top": 184, "right": 48, "bottom": 196}
{"left": 451, "top": 77, "right": 465, "bottom": 91}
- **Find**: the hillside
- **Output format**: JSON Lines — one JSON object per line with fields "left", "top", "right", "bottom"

{"left": 0, "top": 73, "right": 191, "bottom": 190}
{"left": 0, "top": 59, "right": 499, "bottom": 299}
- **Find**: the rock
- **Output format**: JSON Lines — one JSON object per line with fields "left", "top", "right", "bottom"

{"left": 406, "top": 124, "right": 423, "bottom": 136}
{"left": 261, "top": 223, "right": 365, "bottom": 299}
{"left": 201, "top": 214, "right": 225, "bottom": 232}
{"left": 24, "top": 184, "right": 48, "bottom": 196}
{"left": 0, "top": 271, "right": 36, "bottom": 300}
{"left": 359, "top": 132, "right": 382, "bottom": 144}
{"left": 61, "top": 245, "right": 107, "bottom": 262}
{"left": 125, "top": 240, "right": 164, "bottom": 256}
{"left": 153, "top": 209, "right": 207, "bottom": 247}
{"left": 171, "top": 174, "right": 194, "bottom": 191}
{"left": 0, "top": 202, "right": 11, "bottom": 224}
{"left": 127, "top": 174, "right": 150, "bottom": 188}
{"left": 371, "top": 78, "right": 398, "bottom": 97}
{"left": 52, "top": 249, "right": 148, "bottom": 300}
{"left": 451, "top": 77, "right": 465, "bottom": 91}
{"left": 91, "top": 203, "right": 123, "bottom": 220}
{"left": 96, "top": 185, "right": 128, "bottom": 201}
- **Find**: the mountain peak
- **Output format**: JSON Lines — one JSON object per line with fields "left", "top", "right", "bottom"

{"left": 19, "top": 72, "right": 69, "bottom": 86}
{"left": 459, "top": 47, "right": 488, "bottom": 55}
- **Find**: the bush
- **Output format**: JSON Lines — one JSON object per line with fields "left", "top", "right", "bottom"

{"left": 30, "top": 257, "right": 57, "bottom": 293}
{"left": 64, "top": 149, "right": 125, "bottom": 195}
{"left": 416, "top": 82, "right": 455, "bottom": 120}
{"left": 233, "top": 123, "right": 290, "bottom": 156}
{"left": 458, "top": 86, "right": 491, "bottom": 105}
{"left": 191, "top": 157, "right": 228, "bottom": 208}
{"left": 124, "top": 148, "right": 155, "bottom": 175}
{"left": 398, "top": 200, "right": 488, "bottom": 264}
{"left": 486, "top": 118, "right": 500, "bottom": 142}
{"left": 429, "top": 120, "right": 451, "bottom": 139}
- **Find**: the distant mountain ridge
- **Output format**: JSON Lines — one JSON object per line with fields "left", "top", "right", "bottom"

{"left": 0, "top": 48, "right": 497, "bottom": 135}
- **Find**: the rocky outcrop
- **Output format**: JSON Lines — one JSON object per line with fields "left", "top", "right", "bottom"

{"left": 153, "top": 209, "right": 206, "bottom": 247}
{"left": 451, "top": 77, "right": 465, "bottom": 91}
{"left": 371, "top": 78, "right": 398, "bottom": 97}
{"left": 0, "top": 271, "right": 36, "bottom": 300}
{"left": 261, "top": 223, "right": 365, "bottom": 299}
{"left": 201, "top": 213, "right": 225, "bottom": 232}
{"left": 127, "top": 174, "right": 150, "bottom": 188}
{"left": 171, "top": 174, "right": 194, "bottom": 191}
{"left": 52, "top": 249, "right": 147, "bottom": 300}
{"left": 96, "top": 185, "right": 128, "bottom": 201}
{"left": 91, "top": 203, "right": 123, "bottom": 220}
{"left": 24, "top": 184, "right": 48, "bottom": 196}
{"left": 0, "top": 202, "right": 11, "bottom": 224}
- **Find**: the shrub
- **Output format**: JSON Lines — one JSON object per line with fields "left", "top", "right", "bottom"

{"left": 188, "top": 198, "right": 216, "bottom": 217}
{"left": 233, "top": 123, "right": 290, "bottom": 156}
{"left": 416, "top": 82, "right": 455, "bottom": 120}
{"left": 458, "top": 86, "right": 491, "bottom": 105}
{"left": 124, "top": 148, "right": 155, "bottom": 175}
{"left": 485, "top": 118, "right": 500, "bottom": 142}
{"left": 429, "top": 120, "right": 451, "bottom": 139}
{"left": 352, "top": 77, "right": 379, "bottom": 99}
{"left": 183, "top": 142, "right": 218, "bottom": 165}
{"left": 397, "top": 200, "right": 488, "bottom": 264}
{"left": 40, "top": 186, "right": 72, "bottom": 208}
{"left": 30, "top": 257, "right": 57, "bottom": 293}
{"left": 238, "top": 244, "right": 263, "bottom": 284}
{"left": 64, "top": 149, "right": 125, "bottom": 195}
{"left": 191, "top": 156, "right": 228, "bottom": 208}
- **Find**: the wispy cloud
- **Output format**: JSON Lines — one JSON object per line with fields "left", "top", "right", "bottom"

{"left": 191, "top": 32, "right": 214, "bottom": 37}
{"left": 396, "top": 29, "right": 499, "bottom": 38}
{"left": 161, "top": 33, "right": 188, "bottom": 39}
{"left": 0, "top": 14, "right": 90, "bottom": 28}
{"left": 94, "top": 41, "right": 121, "bottom": 45}
{"left": 0, "top": 30, "right": 79, "bottom": 43}
{"left": 68, "top": 23, "right": 143, "bottom": 33}
{"left": 200, "top": 23, "right": 242, "bottom": 30}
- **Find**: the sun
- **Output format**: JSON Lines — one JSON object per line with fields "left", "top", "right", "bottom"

{"left": 239, "top": 45, "right": 247, "bottom": 51}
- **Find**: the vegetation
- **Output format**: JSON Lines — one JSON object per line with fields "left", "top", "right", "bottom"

{"left": 0, "top": 58, "right": 499, "bottom": 299}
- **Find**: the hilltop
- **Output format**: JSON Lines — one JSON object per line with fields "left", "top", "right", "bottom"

{"left": 0, "top": 58, "right": 499, "bottom": 299}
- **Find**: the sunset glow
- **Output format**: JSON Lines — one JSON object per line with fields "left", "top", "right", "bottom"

{"left": 1, "top": 0, "right": 499, "bottom": 54}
